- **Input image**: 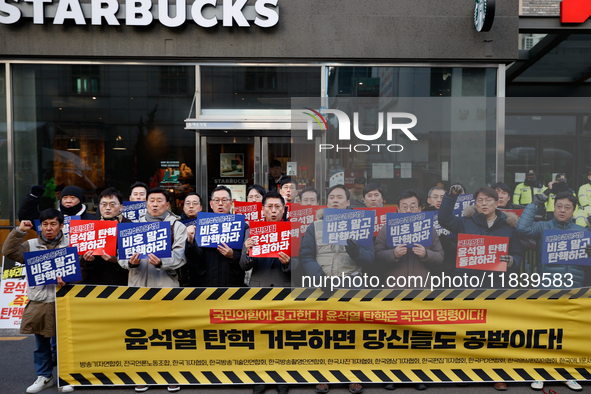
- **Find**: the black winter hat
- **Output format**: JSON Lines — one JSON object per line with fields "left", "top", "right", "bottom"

{"left": 61, "top": 185, "right": 83, "bottom": 201}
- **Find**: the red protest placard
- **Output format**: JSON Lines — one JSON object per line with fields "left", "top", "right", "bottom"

{"left": 288, "top": 204, "right": 325, "bottom": 257}
{"left": 456, "top": 233, "right": 509, "bottom": 272}
{"left": 354, "top": 206, "right": 398, "bottom": 237}
{"left": 499, "top": 209, "right": 524, "bottom": 219}
{"left": 69, "top": 220, "right": 118, "bottom": 256}
{"left": 248, "top": 221, "right": 291, "bottom": 258}
{"left": 234, "top": 201, "right": 263, "bottom": 225}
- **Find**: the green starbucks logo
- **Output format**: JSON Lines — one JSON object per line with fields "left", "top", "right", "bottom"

{"left": 474, "top": 0, "right": 495, "bottom": 32}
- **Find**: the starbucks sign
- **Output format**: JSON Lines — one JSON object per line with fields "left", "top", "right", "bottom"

{"left": 474, "top": 0, "right": 495, "bottom": 32}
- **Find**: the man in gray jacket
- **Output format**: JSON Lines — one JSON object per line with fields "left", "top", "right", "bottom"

{"left": 3, "top": 208, "right": 74, "bottom": 393}
{"left": 119, "top": 187, "right": 187, "bottom": 288}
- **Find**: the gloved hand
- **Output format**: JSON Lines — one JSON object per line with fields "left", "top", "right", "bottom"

{"left": 585, "top": 244, "right": 591, "bottom": 257}
{"left": 532, "top": 193, "right": 548, "bottom": 206}
{"left": 499, "top": 255, "right": 514, "bottom": 267}
{"left": 30, "top": 185, "right": 45, "bottom": 198}
{"left": 345, "top": 239, "right": 360, "bottom": 259}
{"left": 449, "top": 185, "right": 463, "bottom": 196}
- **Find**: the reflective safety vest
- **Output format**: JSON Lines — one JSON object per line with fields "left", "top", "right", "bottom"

{"left": 578, "top": 183, "right": 591, "bottom": 208}
{"left": 513, "top": 183, "right": 546, "bottom": 205}
{"left": 574, "top": 205, "right": 591, "bottom": 228}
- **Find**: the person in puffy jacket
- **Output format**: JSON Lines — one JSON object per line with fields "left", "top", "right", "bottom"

{"left": 516, "top": 191, "right": 584, "bottom": 391}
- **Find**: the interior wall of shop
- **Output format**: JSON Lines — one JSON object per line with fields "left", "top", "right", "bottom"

{"left": 0, "top": 0, "right": 518, "bottom": 61}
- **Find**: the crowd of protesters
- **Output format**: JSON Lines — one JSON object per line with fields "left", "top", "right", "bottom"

{"left": 4, "top": 169, "right": 591, "bottom": 394}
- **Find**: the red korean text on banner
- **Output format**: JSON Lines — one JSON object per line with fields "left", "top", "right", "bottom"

{"left": 499, "top": 209, "right": 524, "bottom": 219}
{"left": 248, "top": 221, "right": 291, "bottom": 258}
{"left": 69, "top": 220, "right": 118, "bottom": 256}
{"left": 234, "top": 201, "right": 263, "bottom": 225}
{"left": 288, "top": 204, "right": 325, "bottom": 257}
{"left": 456, "top": 233, "right": 509, "bottom": 272}
{"left": 354, "top": 206, "right": 398, "bottom": 237}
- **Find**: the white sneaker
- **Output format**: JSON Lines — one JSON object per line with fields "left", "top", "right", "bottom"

{"left": 564, "top": 380, "right": 582, "bottom": 391}
{"left": 530, "top": 381, "right": 544, "bottom": 390}
{"left": 26, "top": 376, "right": 54, "bottom": 393}
{"left": 135, "top": 386, "right": 150, "bottom": 392}
{"left": 61, "top": 385, "right": 75, "bottom": 392}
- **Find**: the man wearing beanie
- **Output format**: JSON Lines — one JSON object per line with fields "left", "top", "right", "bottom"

{"left": 18, "top": 185, "right": 94, "bottom": 221}
{"left": 58, "top": 186, "right": 94, "bottom": 220}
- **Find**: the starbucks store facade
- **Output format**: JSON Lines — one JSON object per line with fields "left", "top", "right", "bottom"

{"left": 0, "top": 0, "right": 518, "bottom": 232}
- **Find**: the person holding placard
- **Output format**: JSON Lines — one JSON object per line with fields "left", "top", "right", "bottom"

{"left": 298, "top": 185, "right": 373, "bottom": 394}
{"left": 240, "top": 191, "right": 290, "bottom": 394}
{"left": 440, "top": 186, "right": 522, "bottom": 391}
{"left": 185, "top": 186, "right": 246, "bottom": 287}
{"left": 80, "top": 188, "right": 131, "bottom": 286}
{"left": 439, "top": 185, "right": 522, "bottom": 290}
{"left": 2, "top": 209, "right": 74, "bottom": 393}
{"left": 516, "top": 191, "right": 584, "bottom": 391}
{"left": 119, "top": 187, "right": 187, "bottom": 288}
{"left": 375, "top": 189, "right": 444, "bottom": 289}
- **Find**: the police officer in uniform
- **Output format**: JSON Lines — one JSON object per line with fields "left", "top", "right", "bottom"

{"left": 513, "top": 170, "right": 546, "bottom": 205}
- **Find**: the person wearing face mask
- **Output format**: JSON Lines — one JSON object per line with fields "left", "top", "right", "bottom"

{"left": 18, "top": 185, "right": 94, "bottom": 221}
{"left": 543, "top": 173, "right": 576, "bottom": 220}
{"left": 513, "top": 170, "right": 546, "bottom": 206}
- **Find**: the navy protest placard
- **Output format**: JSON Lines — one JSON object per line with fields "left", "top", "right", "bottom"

{"left": 122, "top": 201, "right": 147, "bottom": 222}
{"left": 24, "top": 247, "right": 82, "bottom": 286}
{"left": 386, "top": 211, "right": 435, "bottom": 248}
{"left": 541, "top": 229, "right": 591, "bottom": 266}
{"left": 195, "top": 212, "right": 245, "bottom": 249}
{"left": 181, "top": 219, "right": 197, "bottom": 228}
{"left": 453, "top": 194, "right": 475, "bottom": 217}
{"left": 321, "top": 208, "right": 374, "bottom": 247}
{"left": 433, "top": 213, "right": 451, "bottom": 237}
{"left": 117, "top": 221, "right": 171, "bottom": 260}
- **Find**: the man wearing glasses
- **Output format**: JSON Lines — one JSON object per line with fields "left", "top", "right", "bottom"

{"left": 81, "top": 187, "right": 132, "bottom": 286}
{"left": 181, "top": 192, "right": 202, "bottom": 220}
{"left": 423, "top": 186, "right": 445, "bottom": 211}
{"left": 279, "top": 177, "right": 297, "bottom": 203}
{"left": 516, "top": 192, "right": 584, "bottom": 391}
{"left": 185, "top": 186, "right": 245, "bottom": 287}
{"left": 439, "top": 185, "right": 523, "bottom": 289}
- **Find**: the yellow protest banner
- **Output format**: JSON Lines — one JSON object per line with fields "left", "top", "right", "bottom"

{"left": 57, "top": 285, "right": 591, "bottom": 386}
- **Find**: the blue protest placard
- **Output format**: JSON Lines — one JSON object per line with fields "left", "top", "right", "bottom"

{"left": 24, "top": 247, "right": 82, "bottom": 287}
{"left": 122, "top": 201, "right": 147, "bottom": 222}
{"left": 541, "top": 229, "right": 591, "bottom": 266}
{"left": 321, "top": 208, "right": 375, "bottom": 247}
{"left": 386, "top": 211, "right": 435, "bottom": 248}
{"left": 453, "top": 194, "right": 475, "bottom": 217}
{"left": 117, "top": 221, "right": 172, "bottom": 260}
{"left": 195, "top": 212, "right": 245, "bottom": 249}
{"left": 34, "top": 215, "right": 80, "bottom": 236}
{"left": 433, "top": 213, "right": 451, "bottom": 237}
{"left": 181, "top": 219, "right": 197, "bottom": 228}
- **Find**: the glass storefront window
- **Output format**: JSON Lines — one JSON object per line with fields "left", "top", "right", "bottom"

{"left": 201, "top": 66, "right": 321, "bottom": 110}
{"left": 12, "top": 64, "right": 196, "bottom": 215}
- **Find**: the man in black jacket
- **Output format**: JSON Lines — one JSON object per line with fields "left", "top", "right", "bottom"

{"left": 185, "top": 186, "right": 245, "bottom": 287}
{"left": 80, "top": 187, "right": 131, "bottom": 286}
{"left": 19, "top": 185, "right": 94, "bottom": 221}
